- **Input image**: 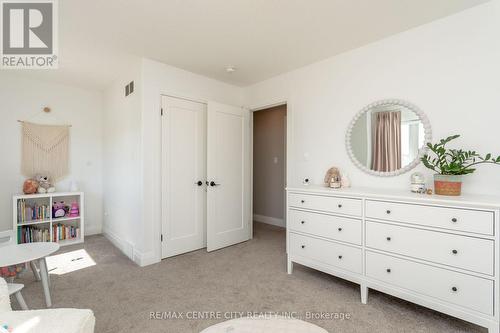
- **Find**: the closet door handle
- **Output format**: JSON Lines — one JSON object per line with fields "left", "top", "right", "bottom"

{"left": 209, "top": 181, "right": 220, "bottom": 187}
{"left": 196, "top": 181, "right": 203, "bottom": 186}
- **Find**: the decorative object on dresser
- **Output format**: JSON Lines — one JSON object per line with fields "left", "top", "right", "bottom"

{"left": 324, "top": 167, "right": 341, "bottom": 188}
{"left": 13, "top": 192, "right": 84, "bottom": 247}
{"left": 340, "top": 173, "right": 351, "bottom": 188}
{"left": 287, "top": 185, "right": 500, "bottom": 333}
{"left": 421, "top": 135, "right": 500, "bottom": 196}
{"left": 410, "top": 172, "right": 426, "bottom": 193}
{"left": 346, "top": 99, "right": 432, "bottom": 177}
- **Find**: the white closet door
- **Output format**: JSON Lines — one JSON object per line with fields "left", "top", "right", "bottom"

{"left": 207, "top": 101, "right": 250, "bottom": 251}
{"left": 161, "top": 96, "right": 207, "bottom": 258}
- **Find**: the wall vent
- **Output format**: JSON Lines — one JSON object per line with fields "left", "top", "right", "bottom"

{"left": 125, "top": 81, "right": 134, "bottom": 97}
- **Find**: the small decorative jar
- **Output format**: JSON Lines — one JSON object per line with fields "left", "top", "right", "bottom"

{"left": 410, "top": 172, "right": 426, "bottom": 193}
{"left": 329, "top": 176, "right": 341, "bottom": 189}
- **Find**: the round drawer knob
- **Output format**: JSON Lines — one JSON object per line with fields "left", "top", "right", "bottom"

{"left": 338, "top": 204, "right": 342, "bottom": 208}
{"left": 451, "top": 218, "right": 457, "bottom": 223}
{"left": 452, "top": 286, "right": 458, "bottom": 292}
{"left": 386, "top": 268, "right": 391, "bottom": 273}
{"left": 301, "top": 200, "right": 305, "bottom": 204}
{"left": 452, "top": 249, "right": 458, "bottom": 254}
{"left": 301, "top": 221, "right": 305, "bottom": 224}
{"left": 338, "top": 255, "right": 343, "bottom": 259}
{"left": 338, "top": 227, "right": 342, "bottom": 232}
{"left": 386, "top": 237, "right": 391, "bottom": 241}
{"left": 301, "top": 245, "right": 305, "bottom": 249}
{"left": 386, "top": 210, "right": 391, "bottom": 214}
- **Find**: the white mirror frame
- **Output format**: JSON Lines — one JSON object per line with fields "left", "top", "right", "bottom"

{"left": 346, "top": 99, "right": 432, "bottom": 177}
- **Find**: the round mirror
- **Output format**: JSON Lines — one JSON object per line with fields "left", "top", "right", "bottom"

{"left": 346, "top": 99, "right": 432, "bottom": 176}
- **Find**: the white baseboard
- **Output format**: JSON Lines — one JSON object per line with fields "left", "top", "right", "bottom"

{"left": 133, "top": 249, "right": 158, "bottom": 267}
{"left": 253, "top": 214, "right": 285, "bottom": 228}
{"left": 103, "top": 228, "right": 134, "bottom": 261}
{"left": 103, "top": 227, "right": 160, "bottom": 267}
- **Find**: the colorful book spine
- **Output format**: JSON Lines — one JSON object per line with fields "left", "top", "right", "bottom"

{"left": 18, "top": 226, "right": 50, "bottom": 244}
{"left": 17, "top": 199, "right": 50, "bottom": 223}
{"left": 52, "top": 224, "right": 80, "bottom": 242}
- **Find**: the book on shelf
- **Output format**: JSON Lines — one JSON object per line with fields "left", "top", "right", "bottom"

{"left": 52, "top": 223, "right": 80, "bottom": 242}
{"left": 17, "top": 199, "right": 50, "bottom": 223}
{"left": 18, "top": 225, "right": 50, "bottom": 243}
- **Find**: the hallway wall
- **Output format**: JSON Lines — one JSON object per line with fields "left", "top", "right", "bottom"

{"left": 253, "top": 105, "right": 286, "bottom": 227}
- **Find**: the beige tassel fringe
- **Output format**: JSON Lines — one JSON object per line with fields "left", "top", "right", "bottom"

{"left": 21, "top": 122, "right": 70, "bottom": 181}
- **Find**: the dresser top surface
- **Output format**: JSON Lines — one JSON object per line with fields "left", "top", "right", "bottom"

{"left": 287, "top": 185, "right": 500, "bottom": 209}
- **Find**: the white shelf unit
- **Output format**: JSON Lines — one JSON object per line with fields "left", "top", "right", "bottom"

{"left": 13, "top": 192, "right": 84, "bottom": 247}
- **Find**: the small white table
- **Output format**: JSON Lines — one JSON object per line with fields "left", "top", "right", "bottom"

{"left": 0, "top": 242, "right": 60, "bottom": 307}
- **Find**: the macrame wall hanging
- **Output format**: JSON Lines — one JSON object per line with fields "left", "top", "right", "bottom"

{"left": 20, "top": 113, "right": 71, "bottom": 181}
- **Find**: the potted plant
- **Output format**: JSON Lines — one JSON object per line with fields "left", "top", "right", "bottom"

{"left": 421, "top": 135, "right": 500, "bottom": 196}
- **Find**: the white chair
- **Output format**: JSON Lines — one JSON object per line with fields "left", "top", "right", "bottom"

{"left": 0, "top": 230, "right": 29, "bottom": 310}
{"left": 0, "top": 277, "right": 95, "bottom": 333}
{"left": 7, "top": 283, "right": 28, "bottom": 310}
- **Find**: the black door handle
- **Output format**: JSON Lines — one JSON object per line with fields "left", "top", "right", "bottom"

{"left": 196, "top": 181, "right": 203, "bottom": 186}
{"left": 209, "top": 181, "right": 220, "bottom": 187}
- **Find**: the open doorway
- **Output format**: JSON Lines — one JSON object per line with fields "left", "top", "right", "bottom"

{"left": 252, "top": 104, "right": 287, "bottom": 238}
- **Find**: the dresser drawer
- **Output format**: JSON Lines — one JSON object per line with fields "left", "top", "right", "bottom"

{"left": 289, "top": 209, "right": 361, "bottom": 245}
{"left": 366, "top": 221, "right": 494, "bottom": 275}
{"left": 365, "top": 200, "right": 494, "bottom": 235}
{"left": 366, "top": 251, "right": 494, "bottom": 315}
{"left": 289, "top": 193, "right": 362, "bottom": 217}
{"left": 289, "top": 232, "right": 362, "bottom": 274}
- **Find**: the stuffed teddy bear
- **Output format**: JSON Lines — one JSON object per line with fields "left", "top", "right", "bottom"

{"left": 22, "top": 178, "right": 39, "bottom": 194}
{"left": 36, "top": 174, "right": 56, "bottom": 194}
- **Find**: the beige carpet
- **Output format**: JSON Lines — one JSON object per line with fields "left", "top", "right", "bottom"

{"left": 14, "top": 223, "right": 484, "bottom": 333}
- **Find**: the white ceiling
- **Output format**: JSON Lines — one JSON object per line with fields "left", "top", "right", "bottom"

{"left": 10, "top": 0, "right": 491, "bottom": 90}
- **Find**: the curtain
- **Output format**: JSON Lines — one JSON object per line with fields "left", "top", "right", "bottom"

{"left": 371, "top": 111, "right": 401, "bottom": 172}
{"left": 21, "top": 122, "right": 70, "bottom": 181}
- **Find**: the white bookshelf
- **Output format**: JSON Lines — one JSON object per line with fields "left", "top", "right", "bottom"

{"left": 13, "top": 192, "right": 84, "bottom": 247}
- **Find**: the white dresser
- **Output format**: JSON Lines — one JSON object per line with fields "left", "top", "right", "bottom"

{"left": 287, "top": 185, "right": 500, "bottom": 332}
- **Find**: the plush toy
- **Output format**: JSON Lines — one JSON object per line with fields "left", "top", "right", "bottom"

{"left": 69, "top": 201, "right": 79, "bottom": 217}
{"left": 53, "top": 201, "right": 67, "bottom": 218}
{"left": 22, "top": 179, "right": 39, "bottom": 194}
{"left": 36, "top": 174, "right": 55, "bottom": 194}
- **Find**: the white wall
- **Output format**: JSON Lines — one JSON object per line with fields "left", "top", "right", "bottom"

{"left": 0, "top": 74, "right": 104, "bottom": 234}
{"left": 107, "top": 58, "right": 244, "bottom": 265}
{"left": 245, "top": 0, "right": 500, "bottom": 196}
{"left": 102, "top": 58, "right": 143, "bottom": 260}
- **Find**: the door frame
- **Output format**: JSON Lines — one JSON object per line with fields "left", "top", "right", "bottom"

{"left": 249, "top": 101, "right": 290, "bottom": 239}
